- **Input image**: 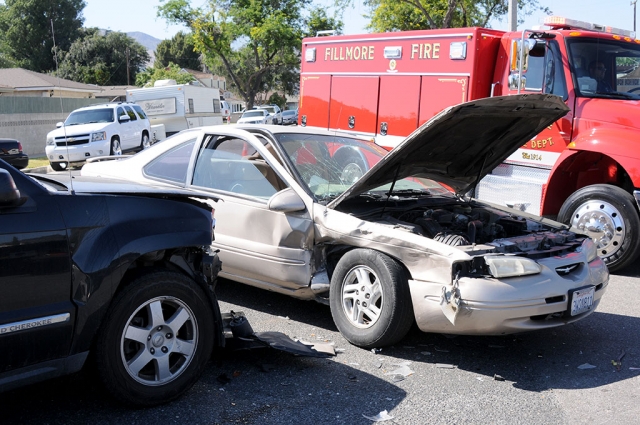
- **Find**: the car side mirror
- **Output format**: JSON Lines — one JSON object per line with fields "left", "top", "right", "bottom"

{"left": 267, "top": 188, "right": 306, "bottom": 213}
{"left": 0, "top": 169, "right": 27, "bottom": 208}
{"left": 119, "top": 114, "right": 131, "bottom": 122}
{"left": 56, "top": 122, "right": 64, "bottom": 128}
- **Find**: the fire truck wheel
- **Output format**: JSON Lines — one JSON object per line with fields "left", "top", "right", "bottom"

{"left": 558, "top": 184, "right": 640, "bottom": 272}
{"left": 334, "top": 147, "right": 368, "bottom": 185}
{"left": 329, "top": 249, "right": 414, "bottom": 349}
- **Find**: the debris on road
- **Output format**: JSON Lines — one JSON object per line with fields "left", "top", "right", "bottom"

{"left": 385, "top": 362, "right": 414, "bottom": 382}
{"left": 493, "top": 374, "right": 505, "bottom": 381}
{"left": 362, "top": 410, "right": 394, "bottom": 422}
{"left": 577, "top": 363, "right": 597, "bottom": 370}
{"left": 436, "top": 363, "right": 455, "bottom": 369}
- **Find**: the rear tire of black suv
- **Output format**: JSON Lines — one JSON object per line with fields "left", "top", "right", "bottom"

{"left": 95, "top": 271, "right": 215, "bottom": 406}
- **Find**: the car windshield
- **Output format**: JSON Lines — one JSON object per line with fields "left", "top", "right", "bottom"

{"left": 282, "top": 111, "right": 295, "bottom": 116}
{"left": 65, "top": 108, "right": 114, "bottom": 125}
{"left": 567, "top": 37, "right": 640, "bottom": 99}
{"left": 259, "top": 106, "right": 275, "bottom": 114}
{"left": 274, "top": 133, "right": 450, "bottom": 201}
{"left": 243, "top": 110, "right": 266, "bottom": 117}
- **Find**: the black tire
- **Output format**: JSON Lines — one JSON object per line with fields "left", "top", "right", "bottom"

{"left": 110, "top": 137, "right": 122, "bottom": 155}
{"left": 329, "top": 249, "right": 414, "bottom": 348}
{"left": 95, "top": 271, "right": 215, "bottom": 406}
{"left": 558, "top": 184, "right": 640, "bottom": 272}
{"left": 335, "top": 151, "right": 367, "bottom": 185}
{"left": 50, "top": 162, "right": 67, "bottom": 172}
{"left": 140, "top": 132, "right": 150, "bottom": 150}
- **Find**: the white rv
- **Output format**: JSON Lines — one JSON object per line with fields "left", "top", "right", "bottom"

{"left": 126, "top": 80, "right": 223, "bottom": 137}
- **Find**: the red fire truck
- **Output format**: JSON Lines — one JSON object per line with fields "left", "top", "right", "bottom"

{"left": 298, "top": 16, "right": 640, "bottom": 272}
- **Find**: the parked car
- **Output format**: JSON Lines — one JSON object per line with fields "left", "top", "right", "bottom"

{"left": 220, "top": 100, "right": 231, "bottom": 123}
{"left": 81, "top": 94, "right": 609, "bottom": 349}
{"left": 237, "top": 109, "right": 270, "bottom": 124}
{"left": 0, "top": 160, "right": 223, "bottom": 406}
{"left": 0, "top": 138, "right": 29, "bottom": 169}
{"left": 45, "top": 102, "right": 151, "bottom": 171}
{"left": 281, "top": 109, "right": 298, "bottom": 125}
{"left": 254, "top": 104, "right": 282, "bottom": 124}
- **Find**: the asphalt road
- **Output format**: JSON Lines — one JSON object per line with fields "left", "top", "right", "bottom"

{"left": 2, "top": 264, "right": 640, "bottom": 425}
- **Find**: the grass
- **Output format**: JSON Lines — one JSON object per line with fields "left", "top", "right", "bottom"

{"left": 27, "top": 156, "right": 50, "bottom": 169}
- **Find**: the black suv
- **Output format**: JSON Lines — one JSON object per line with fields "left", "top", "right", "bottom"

{"left": 0, "top": 160, "right": 223, "bottom": 406}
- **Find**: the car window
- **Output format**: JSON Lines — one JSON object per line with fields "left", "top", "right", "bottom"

{"left": 65, "top": 108, "right": 114, "bottom": 125}
{"left": 117, "top": 107, "right": 127, "bottom": 121}
{"left": 123, "top": 106, "right": 137, "bottom": 121}
{"left": 144, "top": 139, "right": 197, "bottom": 183}
{"left": 243, "top": 110, "right": 266, "bottom": 118}
{"left": 192, "top": 136, "right": 286, "bottom": 199}
{"left": 132, "top": 104, "right": 148, "bottom": 120}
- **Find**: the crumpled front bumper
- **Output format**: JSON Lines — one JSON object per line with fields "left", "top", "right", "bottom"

{"left": 408, "top": 256, "right": 609, "bottom": 335}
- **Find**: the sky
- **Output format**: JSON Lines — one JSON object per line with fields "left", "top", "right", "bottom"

{"left": 83, "top": 0, "right": 640, "bottom": 41}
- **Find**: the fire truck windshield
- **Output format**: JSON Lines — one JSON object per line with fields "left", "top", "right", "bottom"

{"left": 567, "top": 38, "right": 640, "bottom": 99}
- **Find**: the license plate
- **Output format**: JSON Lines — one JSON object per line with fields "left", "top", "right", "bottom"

{"left": 569, "top": 286, "right": 595, "bottom": 316}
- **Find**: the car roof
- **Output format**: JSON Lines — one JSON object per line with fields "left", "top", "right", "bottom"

{"left": 72, "top": 102, "right": 138, "bottom": 112}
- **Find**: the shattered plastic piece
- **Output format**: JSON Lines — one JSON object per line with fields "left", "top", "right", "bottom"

{"left": 391, "top": 375, "right": 405, "bottom": 383}
{"left": 385, "top": 363, "right": 414, "bottom": 378}
{"left": 476, "top": 377, "right": 484, "bottom": 381}
{"left": 420, "top": 351, "right": 432, "bottom": 356}
{"left": 629, "top": 367, "right": 640, "bottom": 371}
{"left": 362, "top": 410, "right": 394, "bottom": 422}
{"left": 371, "top": 348, "right": 382, "bottom": 354}
{"left": 252, "top": 332, "right": 335, "bottom": 358}
{"left": 577, "top": 363, "right": 597, "bottom": 369}
{"left": 348, "top": 374, "right": 357, "bottom": 380}
{"left": 493, "top": 374, "right": 505, "bottom": 381}
{"left": 278, "top": 315, "right": 290, "bottom": 320}
{"left": 436, "top": 363, "right": 455, "bottom": 369}
{"left": 335, "top": 348, "right": 346, "bottom": 353}
{"left": 611, "top": 360, "right": 622, "bottom": 371}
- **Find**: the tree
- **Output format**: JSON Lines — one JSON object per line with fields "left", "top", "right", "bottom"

{"left": 0, "top": 0, "right": 85, "bottom": 72}
{"left": 135, "top": 62, "right": 196, "bottom": 87}
{"left": 158, "top": 0, "right": 342, "bottom": 109}
{"left": 155, "top": 31, "right": 202, "bottom": 70}
{"left": 57, "top": 28, "right": 150, "bottom": 86}
{"left": 335, "top": 0, "right": 550, "bottom": 32}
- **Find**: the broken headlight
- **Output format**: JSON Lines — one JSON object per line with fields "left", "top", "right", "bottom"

{"left": 485, "top": 256, "right": 542, "bottom": 278}
{"left": 577, "top": 238, "right": 598, "bottom": 262}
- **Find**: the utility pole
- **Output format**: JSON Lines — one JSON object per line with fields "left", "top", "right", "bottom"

{"left": 508, "top": 0, "right": 517, "bottom": 31}
{"left": 126, "top": 47, "right": 130, "bottom": 86}
{"left": 633, "top": 1, "right": 638, "bottom": 33}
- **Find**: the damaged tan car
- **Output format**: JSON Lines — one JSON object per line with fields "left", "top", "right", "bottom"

{"left": 82, "top": 94, "right": 609, "bottom": 348}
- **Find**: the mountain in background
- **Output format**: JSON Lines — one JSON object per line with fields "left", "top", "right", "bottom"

{"left": 127, "top": 32, "right": 161, "bottom": 66}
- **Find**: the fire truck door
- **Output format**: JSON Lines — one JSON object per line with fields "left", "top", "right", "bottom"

{"left": 329, "top": 76, "right": 379, "bottom": 134}
{"left": 504, "top": 39, "right": 573, "bottom": 169}
{"left": 418, "top": 76, "right": 470, "bottom": 125}
{"left": 299, "top": 75, "right": 331, "bottom": 128}
{"left": 377, "top": 76, "right": 420, "bottom": 145}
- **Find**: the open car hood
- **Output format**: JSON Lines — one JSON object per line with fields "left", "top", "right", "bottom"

{"left": 327, "top": 94, "right": 569, "bottom": 208}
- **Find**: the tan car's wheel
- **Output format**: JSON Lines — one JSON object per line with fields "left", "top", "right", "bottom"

{"left": 330, "top": 249, "right": 413, "bottom": 348}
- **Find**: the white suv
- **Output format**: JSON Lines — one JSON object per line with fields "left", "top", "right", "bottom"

{"left": 46, "top": 103, "right": 151, "bottom": 171}
{"left": 255, "top": 104, "right": 282, "bottom": 124}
